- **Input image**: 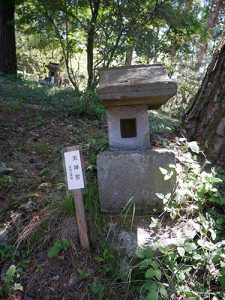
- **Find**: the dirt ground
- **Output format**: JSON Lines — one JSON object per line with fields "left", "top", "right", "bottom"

{"left": 0, "top": 104, "right": 123, "bottom": 300}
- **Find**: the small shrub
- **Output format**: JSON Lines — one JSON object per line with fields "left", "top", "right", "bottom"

{"left": 131, "top": 140, "right": 225, "bottom": 300}
{"left": 80, "top": 89, "right": 105, "bottom": 119}
{"left": 91, "top": 280, "right": 104, "bottom": 300}
{"left": 3, "top": 265, "right": 23, "bottom": 295}
{"left": 50, "top": 194, "right": 75, "bottom": 216}
{"left": 0, "top": 175, "right": 13, "bottom": 190}
{"left": 47, "top": 239, "right": 70, "bottom": 258}
{"left": 34, "top": 141, "right": 49, "bottom": 157}
{"left": 77, "top": 268, "right": 89, "bottom": 279}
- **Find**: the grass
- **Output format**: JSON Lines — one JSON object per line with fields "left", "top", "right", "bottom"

{"left": 50, "top": 194, "right": 75, "bottom": 216}
{"left": 0, "top": 75, "right": 105, "bottom": 119}
{"left": 149, "top": 110, "right": 179, "bottom": 135}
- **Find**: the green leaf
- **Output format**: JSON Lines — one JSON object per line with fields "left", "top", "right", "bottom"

{"left": 145, "top": 268, "right": 161, "bottom": 280}
{"left": 184, "top": 242, "right": 197, "bottom": 253}
{"left": 169, "top": 164, "right": 176, "bottom": 169}
{"left": 62, "top": 239, "right": 70, "bottom": 250}
{"left": 94, "top": 256, "right": 105, "bottom": 262}
{"left": 193, "top": 254, "right": 202, "bottom": 260}
{"left": 159, "top": 285, "right": 169, "bottom": 299}
{"left": 91, "top": 280, "right": 104, "bottom": 299}
{"left": 135, "top": 248, "right": 146, "bottom": 259}
{"left": 150, "top": 260, "right": 159, "bottom": 269}
{"left": 146, "top": 282, "right": 158, "bottom": 300}
{"left": 155, "top": 270, "right": 162, "bottom": 281}
{"left": 47, "top": 239, "right": 70, "bottom": 258}
{"left": 218, "top": 267, "right": 225, "bottom": 290}
{"left": 188, "top": 141, "right": 200, "bottom": 154}
{"left": 209, "top": 228, "right": 216, "bottom": 241}
{"left": 159, "top": 167, "right": 167, "bottom": 175}
{"left": 177, "top": 247, "right": 185, "bottom": 257}
{"left": 47, "top": 245, "right": 60, "bottom": 258}
{"left": 13, "top": 283, "right": 23, "bottom": 291}
{"left": 77, "top": 268, "right": 89, "bottom": 279}
{"left": 149, "top": 217, "right": 161, "bottom": 228}
{"left": 139, "top": 259, "right": 152, "bottom": 269}
{"left": 163, "top": 194, "right": 171, "bottom": 204}
{"left": 145, "top": 247, "right": 153, "bottom": 259}
{"left": 156, "top": 193, "right": 165, "bottom": 199}
{"left": 145, "top": 268, "right": 155, "bottom": 279}
{"left": 164, "top": 173, "right": 173, "bottom": 180}
{"left": 177, "top": 271, "right": 186, "bottom": 282}
{"left": 165, "top": 193, "right": 171, "bottom": 200}
{"left": 5, "top": 265, "right": 16, "bottom": 282}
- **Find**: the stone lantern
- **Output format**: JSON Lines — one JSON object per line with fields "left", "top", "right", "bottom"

{"left": 46, "top": 62, "right": 60, "bottom": 86}
{"left": 97, "top": 64, "right": 177, "bottom": 214}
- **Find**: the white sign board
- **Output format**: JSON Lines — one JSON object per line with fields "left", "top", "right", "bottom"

{"left": 64, "top": 150, "right": 85, "bottom": 190}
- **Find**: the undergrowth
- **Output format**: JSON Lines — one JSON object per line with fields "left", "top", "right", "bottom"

{"left": 0, "top": 244, "right": 30, "bottom": 296}
{"left": 129, "top": 139, "right": 225, "bottom": 300}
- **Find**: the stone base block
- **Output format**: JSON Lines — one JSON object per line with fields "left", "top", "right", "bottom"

{"left": 97, "top": 149, "right": 176, "bottom": 214}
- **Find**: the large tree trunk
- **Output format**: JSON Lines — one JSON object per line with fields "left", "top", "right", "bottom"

{"left": 0, "top": 0, "right": 17, "bottom": 75}
{"left": 185, "top": 38, "right": 225, "bottom": 166}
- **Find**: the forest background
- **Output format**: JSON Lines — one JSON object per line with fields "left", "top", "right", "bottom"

{"left": 1, "top": 0, "right": 224, "bottom": 107}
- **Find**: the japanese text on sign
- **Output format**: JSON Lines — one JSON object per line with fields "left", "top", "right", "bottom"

{"left": 64, "top": 150, "right": 84, "bottom": 190}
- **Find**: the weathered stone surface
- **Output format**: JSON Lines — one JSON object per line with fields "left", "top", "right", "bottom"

{"left": 0, "top": 162, "right": 13, "bottom": 176}
{"left": 106, "top": 218, "right": 195, "bottom": 277}
{"left": 97, "top": 148, "right": 176, "bottom": 214}
{"left": 0, "top": 224, "right": 13, "bottom": 244}
{"left": 97, "top": 64, "right": 177, "bottom": 109}
{"left": 107, "top": 105, "right": 150, "bottom": 150}
{"left": 109, "top": 223, "right": 137, "bottom": 257}
{"left": 108, "top": 223, "right": 138, "bottom": 276}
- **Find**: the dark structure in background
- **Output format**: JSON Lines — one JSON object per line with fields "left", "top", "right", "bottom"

{"left": 39, "top": 62, "right": 61, "bottom": 87}
{"left": 46, "top": 62, "right": 60, "bottom": 86}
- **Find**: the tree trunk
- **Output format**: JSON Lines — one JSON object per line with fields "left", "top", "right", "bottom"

{"left": 200, "top": 0, "right": 222, "bottom": 57}
{"left": 0, "top": 0, "right": 17, "bottom": 75}
{"left": 87, "top": 0, "right": 100, "bottom": 88}
{"left": 124, "top": 46, "right": 133, "bottom": 66}
{"left": 185, "top": 38, "right": 225, "bottom": 166}
{"left": 87, "top": 26, "right": 94, "bottom": 88}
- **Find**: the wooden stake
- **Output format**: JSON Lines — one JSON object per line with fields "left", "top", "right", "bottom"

{"left": 73, "top": 189, "right": 90, "bottom": 250}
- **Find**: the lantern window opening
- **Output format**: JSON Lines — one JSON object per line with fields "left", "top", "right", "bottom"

{"left": 120, "top": 118, "right": 137, "bottom": 138}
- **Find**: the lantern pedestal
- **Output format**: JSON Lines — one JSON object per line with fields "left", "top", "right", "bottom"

{"left": 97, "top": 148, "right": 176, "bottom": 214}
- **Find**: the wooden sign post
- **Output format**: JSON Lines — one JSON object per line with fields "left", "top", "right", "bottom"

{"left": 62, "top": 146, "right": 90, "bottom": 250}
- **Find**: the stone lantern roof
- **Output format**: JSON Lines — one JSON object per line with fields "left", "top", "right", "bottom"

{"left": 97, "top": 64, "right": 177, "bottom": 109}
{"left": 45, "top": 62, "right": 60, "bottom": 70}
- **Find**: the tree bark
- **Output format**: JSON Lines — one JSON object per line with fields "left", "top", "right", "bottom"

{"left": 87, "top": 26, "right": 95, "bottom": 88}
{"left": 87, "top": 0, "right": 100, "bottom": 88}
{"left": 185, "top": 38, "right": 225, "bottom": 166}
{"left": 124, "top": 46, "right": 133, "bottom": 66}
{"left": 200, "top": 0, "right": 222, "bottom": 57}
{"left": 0, "top": 0, "right": 17, "bottom": 75}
